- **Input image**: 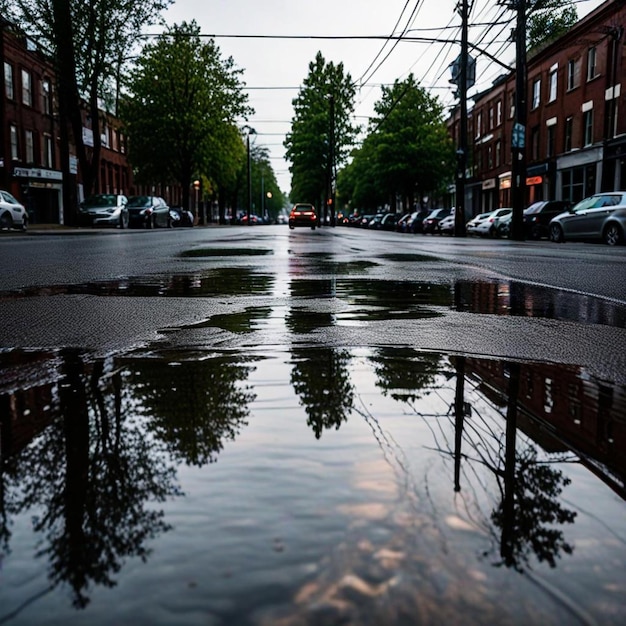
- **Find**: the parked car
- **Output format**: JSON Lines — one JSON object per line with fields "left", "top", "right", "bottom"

{"left": 0, "top": 189, "right": 28, "bottom": 231}
{"left": 127, "top": 195, "right": 171, "bottom": 228}
{"left": 169, "top": 207, "right": 195, "bottom": 227}
{"left": 421, "top": 208, "right": 452, "bottom": 234}
{"left": 241, "top": 213, "right": 266, "bottom": 225}
{"left": 523, "top": 200, "right": 572, "bottom": 239}
{"left": 406, "top": 208, "right": 431, "bottom": 233}
{"left": 438, "top": 211, "right": 456, "bottom": 235}
{"left": 549, "top": 192, "right": 626, "bottom": 245}
{"left": 466, "top": 211, "right": 493, "bottom": 236}
{"left": 394, "top": 212, "right": 413, "bottom": 232}
{"left": 359, "top": 214, "right": 377, "bottom": 228}
{"left": 473, "top": 208, "right": 512, "bottom": 237}
{"left": 289, "top": 203, "right": 317, "bottom": 229}
{"left": 78, "top": 193, "right": 129, "bottom": 228}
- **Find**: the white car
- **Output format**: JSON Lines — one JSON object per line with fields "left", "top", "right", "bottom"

{"left": 473, "top": 208, "right": 512, "bottom": 237}
{"left": 438, "top": 212, "right": 456, "bottom": 235}
{"left": 466, "top": 211, "right": 493, "bottom": 236}
{"left": 0, "top": 190, "right": 28, "bottom": 231}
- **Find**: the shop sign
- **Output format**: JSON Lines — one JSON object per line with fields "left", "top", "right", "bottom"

{"left": 526, "top": 176, "right": 543, "bottom": 185}
{"left": 13, "top": 167, "right": 62, "bottom": 181}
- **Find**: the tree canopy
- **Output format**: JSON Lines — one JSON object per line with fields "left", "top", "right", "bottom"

{"left": 284, "top": 51, "right": 359, "bottom": 214}
{"left": 338, "top": 75, "right": 454, "bottom": 213}
{"left": 120, "top": 21, "right": 252, "bottom": 211}
{"left": 527, "top": 0, "right": 578, "bottom": 50}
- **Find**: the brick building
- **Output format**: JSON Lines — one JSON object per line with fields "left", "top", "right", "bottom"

{"left": 448, "top": 0, "right": 626, "bottom": 216}
{"left": 1, "top": 18, "right": 136, "bottom": 224}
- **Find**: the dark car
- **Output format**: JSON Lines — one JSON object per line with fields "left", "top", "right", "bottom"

{"left": 405, "top": 209, "right": 430, "bottom": 233}
{"left": 289, "top": 203, "right": 317, "bottom": 229}
{"left": 421, "top": 208, "right": 452, "bottom": 234}
{"left": 523, "top": 200, "right": 572, "bottom": 239}
{"left": 127, "top": 195, "right": 171, "bottom": 228}
{"left": 169, "top": 207, "right": 195, "bottom": 227}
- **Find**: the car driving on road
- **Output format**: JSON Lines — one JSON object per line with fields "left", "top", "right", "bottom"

{"left": 289, "top": 203, "right": 318, "bottom": 230}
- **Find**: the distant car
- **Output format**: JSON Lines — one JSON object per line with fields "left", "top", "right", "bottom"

{"left": 78, "top": 193, "right": 129, "bottom": 228}
{"left": 549, "top": 192, "right": 626, "bottom": 245}
{"left": 0, "top": 189, "right": 28, "bottom": 231}
{"left": 289, "top": 203, "right": 317, "bottom": 230}
{"left": 473, "top": 208, "right": 512, "bottom": 237}
{"left": 240, "top": 213, "right": 266, "bottom": 225}
{"left": 367, "top": 213, "right": 385, "bottom": 229}
{"left": 523, "top": 200, "right": 572, "bottom": 239}
{"left": 405, "top": 209, "right": 430, "bottom": 233}
{"left": 421, "top": 208, "right": 452, "bottom": 234}
{"left": 127, "top": 195, "right": 171, "bottom": 228}
{"left": 359, "top": 214, "right": 377, "bottom": 228}
{"left": 169, "top": 207, "right": 194, "bottom": 227}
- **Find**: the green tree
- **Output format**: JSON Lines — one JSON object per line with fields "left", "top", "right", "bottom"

{"left": 361, "top": 74, "right": 455, "bottom": 211}
{"left": 284, "top": 51, "right": 359, "bottom": 213}
{"left": 120, "top": 21, "right": 252, "bottom": 211}
{"left": 0, "top": 0, "right": 172, "bottom": 222}
{"left": 527, "top": 0, "right": 578, "bottom": 50}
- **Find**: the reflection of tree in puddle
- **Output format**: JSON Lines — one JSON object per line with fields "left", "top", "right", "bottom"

{"left": 123, "top": 353, "right": 256, "bottom": 465}
{"left": 447, "top": 358, "right": 577, "bottom": 572}
{"left": 2, "top": 350, "right": 177, "bottom": 609}
{"left": 291, "top": 347, "right": 354, "bottom": 439}
{"left": 369, "top": 347, "right": 448, "bottom": 402}
{"left": 1, "top": 348, "right": 256, "bottom": 613}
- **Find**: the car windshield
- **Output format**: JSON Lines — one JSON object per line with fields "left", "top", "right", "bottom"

{"left": 83, "top": 194, "right": 117, "bottom": 208}
{"left": 524, "top": 202, "right": 545, "bottom": 214}
{"left": 127, "top": 196, "right": 152, "bottom": 207}
{"left": 574, "top": 195, "right": 621, "bottom": 211}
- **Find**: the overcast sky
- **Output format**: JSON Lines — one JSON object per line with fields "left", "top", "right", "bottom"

{"left": 159, "top": 0, "right": 604, "bottom": 196}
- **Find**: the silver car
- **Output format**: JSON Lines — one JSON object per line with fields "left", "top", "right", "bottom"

{"left": 0, "top": 190, "right": 28, "bottom": 231}
{"left": 549, "top": 192, "right": 626, "bottom": 246}
{"left": 78, "top": 194, "right": 129, "bottom": 228}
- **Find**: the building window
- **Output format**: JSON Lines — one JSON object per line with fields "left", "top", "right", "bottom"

{"left": 25, "top": 130, "right": 34, "bottom": 163}
{"left": 475, "top": 111, "right": 482, "bottom": 138}
{"left": 42, "top": 79, "right": 52, "bottom": 114}
{"left": 548, "top": 66, "right": 558, "bottom": 102}
{"left": 495, "top": 140, "right": 502, "bottom": 166}
{"left": 43, "top": 134, "right": 53, "bottom": 167}
{"left": 564, "top": 117, "right": 573, "bottom": 151}
{"left": 496, "top": 100, "right": 502, "bottom": 126}
{"left": 587, "top": 47, "right": 597, "bottom": 81}
{"left": 488, "top": 106, "right": 494, "bottom": 130}
{"left": 4, "top": 61, "right": 14, "bottom": 99}
{"left": 509, "top": 91, "right": 515, "bottom": 118}
{"left": 567, "top": 59, "right": 578, "bottom": 90}
{"left": 532, "top": 78, "right": 541, "bottom": 109}
{"left": 10, "top": 125, "right": 19, "bottom": 160}
{"left": 487, "top": 144, "right": 493, "bottom": 169}
{"left": 547, "top": 124, "right": 556, "bottom": 158}
{"left": 531, "top": 126, "right": 540, "bottom": 160}
{"left": 21, "top": 69, "right": 33, "bottom": 106}
{"left": 583, "top": 109, "right": 593, "bottom": 146}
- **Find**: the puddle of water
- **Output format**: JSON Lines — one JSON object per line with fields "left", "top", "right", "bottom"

{"left": 1, "top": 346, "right": 624, "bottom": 625}
{"left": 2, "top": 272, "right": 624, "bottom": 330}
{"left": 180, "top": 248, "right": 273, "bottom": 258}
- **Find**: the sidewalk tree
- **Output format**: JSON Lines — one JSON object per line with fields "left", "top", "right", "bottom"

{"left": 0, "top": 0, "right": 172, "bottom": 222}
{"left": 284, "top": 51, "right": 359, "bottom": 210}
{"left": 356, "top": 74, "right": 454, "bottom": 211}
{"left": 120, "top": 21, "right": 252, "bottom": 211}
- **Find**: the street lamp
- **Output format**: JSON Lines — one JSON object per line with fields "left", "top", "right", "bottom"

{"left": 243, "top": 126, "right": 256, "bottom": 225}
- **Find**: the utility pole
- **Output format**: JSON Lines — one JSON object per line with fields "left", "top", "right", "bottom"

{"left": 510, "top": 0, "right": 527, "bottom": 240}
{"left": 454, "top": 0, "right": 469, "bottom": 237}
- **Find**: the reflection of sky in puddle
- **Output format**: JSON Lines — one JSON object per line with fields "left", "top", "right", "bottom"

{"left": 1, "top": 345, "right": 625, "bottom": 625}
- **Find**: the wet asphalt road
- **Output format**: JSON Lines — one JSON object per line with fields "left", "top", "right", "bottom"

{"left": 1, "top": 225, "right": 625, "bottom": 381}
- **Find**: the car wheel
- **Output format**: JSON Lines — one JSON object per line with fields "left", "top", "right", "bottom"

{"left": 311, "top": 225, "right": 316, "bottom": 230}
{"left": 550, "top": 223, "right": 565, "bottom": 243}
{"left": 119, "top": 213, "right": 128, "bottom": 229}
{"left": 149, "top": 216, "right": 155, "bottom": 229}
{"left": 0, "top": 211, "right": 13, "bottom": 230}
{"left": 604, "top": 223, "right": 623, "bottom": 246}
{"left": 21, "top": 217, "right": 28, "bottom": 232}
{"left": 289, "top": 225, "right": 294, "bottom": 230}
